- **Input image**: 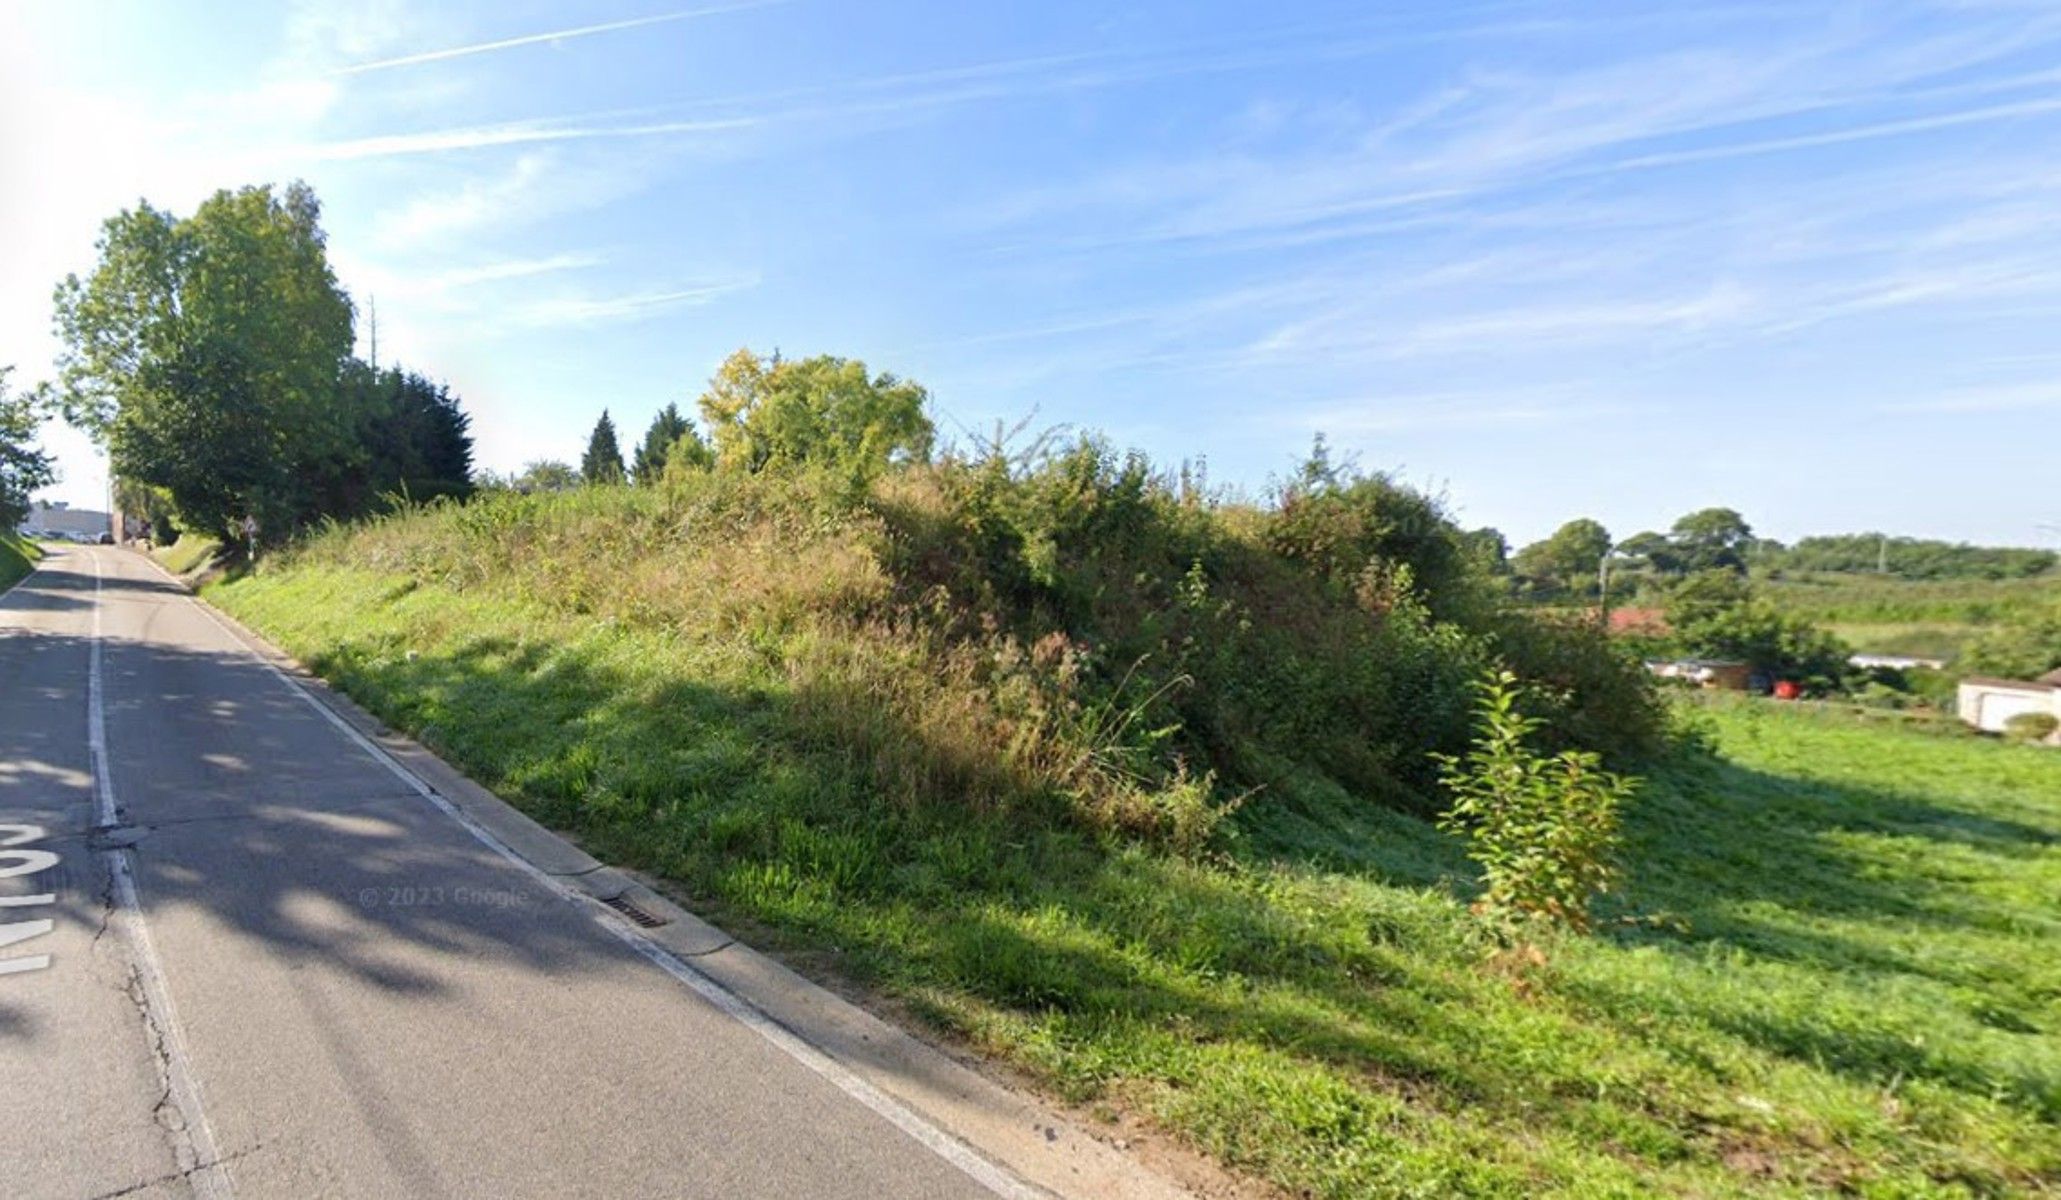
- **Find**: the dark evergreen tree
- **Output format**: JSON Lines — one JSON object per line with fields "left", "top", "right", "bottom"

{"left": 581, "top": 410, "right": 626, "bottom": 485}
{"left": 632, "top": 403, "right": 690, "bottom": 484}
{"left": 306, "top": 361, "right": 474, "bottom": 520}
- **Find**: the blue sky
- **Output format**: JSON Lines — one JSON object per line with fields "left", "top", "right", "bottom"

{"left": 4, "top": 1, "right": 2058, "bottom": 547}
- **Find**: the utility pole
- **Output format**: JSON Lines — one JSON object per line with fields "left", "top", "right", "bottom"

{"left": 1597, "top": 541, "right": 1618, "bottom": 630}
{"left": 368, "top": 296, "right": 378, "bottom": 372}
{"left": 1878, "top": 532, "right": 1888, "bottom": 575}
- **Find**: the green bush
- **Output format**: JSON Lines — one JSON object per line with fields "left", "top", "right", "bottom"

{"left": 1664, "top": 570, "right": 1852, "bottom": 691}
{"left": 1964, "top": 605, "right": 2061, "bottom": 680}
{"left": 1435, "top": 670, "right": 1637, "bottom": 931}
{"left": 2002, "top": 712, "right": 2058, "bottom": 744}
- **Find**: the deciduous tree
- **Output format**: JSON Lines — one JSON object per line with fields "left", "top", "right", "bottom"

{"left": 1669, "top": 507, "right": 1754, "bottom": 574}
{"left": 697, "top": 348, "right": 932, "bottom": 478}
{"left": 0, "top": 367, "right": 55, "bottom": 529}
{"left": 1514, "top": 519, "right": 1612, "bottom": 596}
{"left": 51, "top": 183, "right": 354, "bottom": 540}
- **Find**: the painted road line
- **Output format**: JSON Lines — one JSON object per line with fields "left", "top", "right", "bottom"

{"left": 90, "top": 553, "right": 234, "bottom": 1199}
{"left": 165, "top": 557, "right": 1052, "bottom": 1200}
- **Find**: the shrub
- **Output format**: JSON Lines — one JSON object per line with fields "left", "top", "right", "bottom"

{"left": 1483, "top": 612, "right": 1665, "bottom": 760}
{"left": 2002, "top": 712, "right": 2058, "bottom": 744}
{"left": 1964, "top": 605, "right": 2061, "bottom": 681}
{"left": 275, "top": 423, "right": 1665, "bottom": 847}
{"left": 1436, "top": 670, "right": 1637, "bottom": 932}
{"left": 1663, "top": 570, "right": 1852, "bottom": 692}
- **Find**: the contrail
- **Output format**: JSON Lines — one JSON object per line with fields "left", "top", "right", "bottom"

{"left": 333, "top": 1, "right": 784, "bottom": 76}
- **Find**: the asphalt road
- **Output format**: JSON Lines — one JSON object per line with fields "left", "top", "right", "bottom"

{"left": 0, "top": 546, "right": 1011, "bottom": 1199}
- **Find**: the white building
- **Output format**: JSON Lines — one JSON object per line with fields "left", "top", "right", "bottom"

{"left": 1957, "top": 670, "right": 2061, "bottom": 741}
{"left": 1851, "top": 653, "right": 1948, "bottom": 672}
{"left": 17, "top": 500, "right": 110, "bottom": 540}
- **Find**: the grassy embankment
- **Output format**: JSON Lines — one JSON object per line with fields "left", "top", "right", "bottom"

{"left": 1760, "top": 573, "right": 2061, "bottom": 662}
{"left": 209, "top": 482, "right": 2059, "bottom": 1197}
{"left": 0, "top": 532, "right": 41, "bottom": 592}
{"left": 152, "top": 533, "right": 223, "bottom": 578}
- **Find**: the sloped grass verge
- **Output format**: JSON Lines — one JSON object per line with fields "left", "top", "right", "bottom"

{"left": 0, "top": 532, "right": 40, "bottom": 592}
{"left": 206, "top": 563, "right": 2061, "bottom": 1198}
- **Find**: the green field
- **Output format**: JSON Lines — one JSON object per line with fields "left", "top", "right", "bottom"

{"left": 1762, "top": 573, "right": 2061, "bottom": 663}
{"left": 212, "top": 545, "right": 2061, "bottom": 1197}
{"left": 0, "top": 532, "right": 40, "bottom": 592}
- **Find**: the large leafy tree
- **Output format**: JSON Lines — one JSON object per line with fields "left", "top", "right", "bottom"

{"left": 1514, "top": 519, "right": 1612, "bottom": 596}
{"left": 1669, "top": 507, "right": 1754, "bottom": 574}
{"left": 581, "top": 410, "right": 626, "bottom": 485}
{"left": 1615, "top": 530, "right": 1682, "bottom": 576}
{"left": 0, "top": 367, "right": 56, "bottom": 529}
{"left": 697, "top": 348, "right": 933, "bottom": 477}
{"left": 51, "top": 183, "right": 355, "bottom": 541}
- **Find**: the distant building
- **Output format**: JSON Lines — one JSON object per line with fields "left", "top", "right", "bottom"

{"left": 1957, "top": 670, "right": 2061, "bottom": 741}
{"left": 17, "top": 500, "right": 110, "bottom": 540}
{"left": 1850, "top": 653, "right": 1948, "bottom": 672}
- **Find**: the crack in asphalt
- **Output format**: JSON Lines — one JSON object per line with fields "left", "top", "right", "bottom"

{"left": 85, "top": 1143, "right": 263, "bottom": 1200}
{"left": 88, "top": 853, "right": 120, "bottom": 956}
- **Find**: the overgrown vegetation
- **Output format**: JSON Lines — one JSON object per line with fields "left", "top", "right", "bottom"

{"left": 210, "top": 440, "right": 2059, "bottom": 1194}
{"left": 233, "top": 443, "right": 1655, "bottom": 846}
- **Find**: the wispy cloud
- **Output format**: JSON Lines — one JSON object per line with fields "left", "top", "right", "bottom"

{"left": 509, "top": 279, "right": 758, "bottom": 329}
{"left": 306, "top": 114, "right": 757, "bottom": 160}
{"left": 332, "top": 2, "right": 785, "bottom": 76}
{"left": 372, "top": 151, "right": 655, "bottom": 248}
{"left": 1887, "top": 381, "right": 2061, "bottom": 414}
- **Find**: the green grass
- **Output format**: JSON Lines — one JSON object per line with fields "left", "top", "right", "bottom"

{"left": 0, "top": 532, "right": 40, "bottom": 592}
{"left": 211, "top": 556, "right": 2061, "bottom": 1197}
{"left": 153, "top": 533, "right": 222, "bottom": 577}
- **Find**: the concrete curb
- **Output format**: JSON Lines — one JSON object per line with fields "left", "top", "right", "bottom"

{"left": 134, "top": 550, "right": 1196, "bottom": 1200}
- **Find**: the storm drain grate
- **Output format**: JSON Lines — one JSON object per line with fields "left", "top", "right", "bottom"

{"left": 601, "top": 893, "right": 669, "bottom": 929}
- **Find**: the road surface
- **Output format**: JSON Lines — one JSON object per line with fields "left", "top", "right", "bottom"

{"left": 0, "top": 546, "right": 1018, "bottom": 1199}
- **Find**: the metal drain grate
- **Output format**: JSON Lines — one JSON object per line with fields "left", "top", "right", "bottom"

{"left": 600, "top": 893, "right": 669, "bottom": 928}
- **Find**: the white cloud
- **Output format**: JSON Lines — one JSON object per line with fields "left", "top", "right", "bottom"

{"left": 1888, "top": 382, "right": 2061, "bottom": 414}
{"left": 505, "top": 279, "right": 759, "bottom": 330}
{"left": 332, "top": 2, "right": 786, "bottom": 76}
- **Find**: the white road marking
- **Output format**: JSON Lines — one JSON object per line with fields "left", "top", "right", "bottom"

{"left": 152, "top": 552, "right": 1051, "bottom": 1200}
{"left": 90, "top": 551, "right": 234, "bottom": 1198}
